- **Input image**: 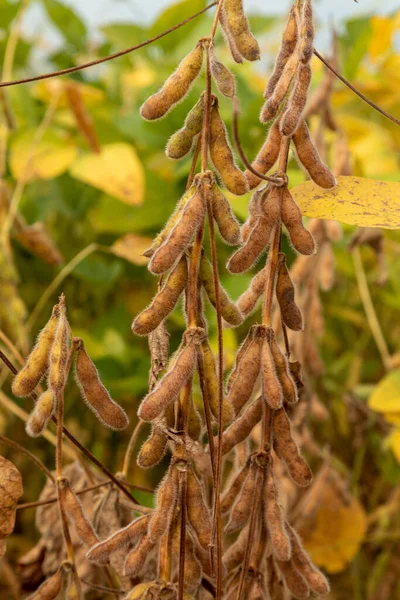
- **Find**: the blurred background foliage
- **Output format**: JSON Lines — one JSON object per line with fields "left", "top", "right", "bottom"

{"left": 0, "top": 1, "right": 400, "bottom": 598}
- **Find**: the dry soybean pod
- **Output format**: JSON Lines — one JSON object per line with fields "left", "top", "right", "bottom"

{"left": 280, "top": 63, "right": 312, "bottom": 136}
{"left": 281, "top": 185, "right": 316, "bottom": 255}
{"left": 149, "top": 181, "right": 206, "bottom": 274}
{"left": 124, "top": 534, "right": 155, "bottom": 577}
{"left": 201, "top": 339, "right": 234, "bottom": 428}
{"left": 211, "top": 182, "right": 241, "bottom": 245}
{"left": 264, "top": 6, "right": 299, "bottom": 100}
{"left": 225, "top": 462, "right": 258, "bottom": 533}
{"left": 186, "top": 467, "right": 212, "bottom": 549}
{"left": 209, "top": 44, "right": 236, "bottom": 98}
{"left": 48, "top": 299, "right": 69, "bottom": 396}
{"left": 237, "top": 267, "right": 267, "bottom": 316}
{"left": 209, "top": 98, "right": 249, "bottom": 196}
{"left": 276, "top": 559, "right": 310, "bottom": 599}
{"left": 245, "top": 119, "right": 282, "bottom": 188}
{"left": 223, "top": 523, "right": 249, "bottom": 571}
{"left": 260, "top": 52, "right": 299, "bottom": 123}
{"left": 219, "top": 396, "right": 263, "bottom": 456}
{"left": 58, "top": 477, "right": 99, "bottom": 547}
{"left": 172, "top": 521, "right": 203, "bottom": 592}
{"left": 87, "top": 515, "right": 149, "bottom": 565}
{"left": 26, "top": 389, "right": 55, "bottom": 437}
{"left": 227, "top": 217, "right": 273, "bottom": 273}
{"left": 226, "top": 333, "right": 261, "bottom": 415}
{"left": 200, "top": 253, "right": 243, "bottom": 326}
{"left": 298, "top": 0, "right": 314, "bottom": 65}
{"left": 132, "top": 255, "right": 188, "bottom": 336}
{"left": 140, "top": 42, "right": 204, "bottom": 121}
{"left": 148, "top": 467, "right": 178, "bottom": 542}
{"left": 269, "top": 332, "right": 298, "bottom": 404}
{"left": 138, "top": 330, "right": 200, "bottom": 421}
{"left": 276, "top": 253, "right": 303, "bottom": 331}
{"left": 226, "top": 326, "right": 256, "bottom": 392}
{"left": 166, "top": 96, "right": 204, "bottom": 159}
{"left": 240, "top": 188, "right": 264, "bottom": 243}
{"left": 12, "top": 303, "right": 60, "bottom": 397}
{"left": 26, "top": 565, "right": 65, "bottom": 600}
{"left": 224, "top": 0, "right": 260, "bottom": 61}
{"left": 219, "top": 7, "right": 243, "bottom": 64}
{"left": 137, "top": 426, "right": 168, "bottom": 469}
{"left": 273, "top": 408, "right": 312, "bottom": 486}
{"left": 292, "top": 120, "right": 337, "bottom": 189}
{"left": 263, "top": 463, "right": 291, "bottom": 561}
{"left": 221, "top": 459, "right": 251, "bottom": 514}
{"left": 75, "top": 340, "right": 129, "bottom": 430}
{"left": 286, "top": 523, "right": 330, "bottom": 595}
{"left": 260, "top": 328, "right": 283, "bottom": 410}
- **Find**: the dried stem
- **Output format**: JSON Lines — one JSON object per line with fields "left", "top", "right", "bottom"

{"left": 0, "top": 433, "right": 55, "bottom": 483}
{"left": 122, "top": 419, "right": 145, "bottom": 478}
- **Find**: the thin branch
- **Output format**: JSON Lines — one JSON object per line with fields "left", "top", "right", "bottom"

{"left": 313, "top": 48, "right": 400, "bottom": 127}
{"left": 0, "top": 3, "right": 218, "bottom": 89}
{"left": 80, "top": 580, "right": 126, "bottom": 596}
{"left": 0, "top": 433, "right": 55, "bottom": 483}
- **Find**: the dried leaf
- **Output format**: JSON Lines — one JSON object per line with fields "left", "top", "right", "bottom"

{"left": 111, "top": 233, "right": 153, "bottom": 265}
{"left": 0, "top": 455, "right": 23, "bottom": 555}
{"left": 14, "top": 222, "right": 64, "bottom": 266}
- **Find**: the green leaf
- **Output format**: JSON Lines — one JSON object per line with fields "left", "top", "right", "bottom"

{"left": 42, "top": 0, "right": 87, "bottom": 48}
{"left": 149, "top": 0, "right": 206, "bottom": 51}
{"left": 100, "top": 23, "right": 147, "bottom": 48}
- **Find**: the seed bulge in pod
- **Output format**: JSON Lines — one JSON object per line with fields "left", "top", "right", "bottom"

{"left": 273, "top": 408, "right": 312, "bottom": 487}
{"left": 132, "top": 255, "right": 188, "bottom": 336}
{"left": 58, "top": 477, "right": 99, "bottom": 547}
{"left": 87, "top": 515, "right": 149, "bottom": 565}
{"left": 140, "top": 43, "right": 203, "bottom": 121}
{"left": 187, "top": 468, "right": 212, "bottom": 549}
{"left": 219, "top": 396, "right": 263, "bottom": 456}
{"left": 200, "top": 341, "right": 234, "bottom": 428}
{"left": 261, "top": 330, "right": 283, "bottom": 410}
{"left": 226, "top": 327, "right": 256, "bottom": 392}
{"left": 221, "top": 459, "right": 251, "bottom": 514}
{"left": 223, "top": 0, "right": 260, "bottom": 61}
{"left": 172, "top": 520, "right": 203, "bottom": 592}
{"left": 263, "top": 463, "right": 291, "bottom": 561}
{"left": 264, "top": 6, "right": 299, "bottom": 100}
{"left": 26, "top": 389, "right": 55, "bottom": 438}
{"left": 148, "top": 468, "right": 178, "bottom": 542}
{"left": 298, "top": 0, "right": 314, "bottom": 65}
{"left": 166, "top": 96, "right": 204, "bottom": 159}
{"left": 149, "top": 180, "right": 206, "bottom": 274}
{"left": 48, "top": 298, "right": 69, "bottom": 396}
{"left": 200, "top": 253, "right": 243, "bottom": 326}
{"left": 211, "top": 183, "right": 241, "bottom": 245}
{"left": 219, "top": 7, "right": 243, "bottom": 64}
{"left": 26, "top": 566, "right": 64, "bottom": 600}
{"left": 226, "top": 332, "right": 261, "bottom": 415}
{"left": 223, "top": 523, "right": 249, "bottom": 571}
{"left": 123, "top": 534, "right": 155, "bottom": 577}
{"left": 137, "top": 426, "right": 168, "bottom": 469}
{"left": 260, "top": 52, "right": 299, "bottom": 123}
{"left": 281, "top": 185, "right": 316, "bottom": 255}
{"left": 280, "top": 63, "right": 312, "bottom": 137}
{"left": 209, "top": 99, "right": 249, "bottom": 196}
{"left": 292, "top": 120, "right": 337, "bottom": 189}
{"left": 245, "top": 119, "right": 282, "bottom": 188}
{"left": 269, "top": 332, "right": 298, "bottom": 404}
{"left": 237, "top": 267, "right": 267, "bottom": 317}
{"left": 210, "top": 45, "right": 236, "bottom": 98}
{"left": 276, "top": 559, "right": 310, "bottom": 599}
{"left": 12, "top": 303, "right": 60, "bottom": 397}
{"left": 276, "top": 253, "right": 303, "bottom": 331}
{"left": 75, "top": 341, "right": 129, "bottom": 430}
{"left": 227, "top": 217, "right": 272, "bottom": 273}
{"left": 225, "top": 462, "right": 257, "bottom": 533}
{"left": 286, "top": 523, "right": 330, "bottom": 595}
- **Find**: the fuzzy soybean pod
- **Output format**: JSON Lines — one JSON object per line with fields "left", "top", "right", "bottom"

{"left": 12, "top": 305, "right": 60, "bottom": 397}
{"left": 237, "top": 268, "right": 267, "bottom": 317}
{"left": 172, "top": 521, "right": 203, "bottom": 592}
{"left": 149, "top": 182, "right": 206, "bottom": 274}
{"left": 269, "top": 333, "right": 298, "bottom": 405}
{"left": 225, "top": 462, "right": 258, "bottom": 533}
{"left": 220, "top": 396, "right": 263, "bottom": 456}
{"left": 87, "top": 515, "right": 149, "bottom": 565}
{"left": 226, "top": 334, "right": 261, "bottom": 415}
{"left": 137, "top": 427, "right": 168, "bottom": 469}
{"left": 223, "top": 523, "right": 249, "bottom": 571}
{"left": 292, "top": 120, "right": 337, "bottom": 189}
{"left": 223, "top": 0, "right": 260, "bottom": 61}
{"left": 124, "top": 534, "right": 155, "bottom": 577}
{"left": 219, "top": 7, "right": 243, "bottom": 64}
{"left": 226, "top": 327, "right": 256, "bottom": 392}
{"left": 264, "top": 7, "right": 299, "bottom": 100}
{"left": 209, "top": 100, "right": 249, "bottom": 196}
{"left": 264, "top": 464, "right": 291, "bottom": 561}
{"left": 132, "top": 255, "right": 188, "bottom": 336}
{"left": 140, "top": 43, "right": 203, "bottom": 120}
{"left": 210, "top": 45, "right": 236, "bottom": 98}
{"left": 59, "top": 478, "right": 99, "bottom": 548}
{"left": 26, "top": 390, "right": 55, "bottom": 437}
{"left": 286, "top": 524, "right": 330, "bottom": 595}
{"left": 138, "top": 330, "right": 201, "bottom": 421}
{"left": 245, "top": 120, "right": 282, "bottom": 188}
{"left": 281, "top": 186, "right": 316, "bottom": 255}
{"left": 200, "top": 253, "right": 243, "bottom": 326}
{"left": 26, "top": 566, "right": 64, "bottom": 600}
{"left": 280, "top": 63, "right": 312, "bottom": 136}
{"left": 276, "top": 559, "right": 310, "bottom": 599}
{"left": 240, "top": 188, "right": 263, "bottom": 243}
{"left": 273, "top": 408, "right": 312, "bottom": 487}
{"left": 221, "top": 459, "right": 251, "bottom": 513}
{"left": 75, "top": 341, "right": 129, "bottom": 430}
{"left": 148, "top": 468, "right": 178, "bottom": 542}
{"left": 201, "top": 340, "right": 234, "bottom": 428}
{"left": 298, "top": 0, "right": 314, "bottom": 65}
{"left": 276, "top": 254, "right": 303, "bottom": 331}
{"left": 48, "top": 303, "right": 69, "bottom": 396}
{"left": 145, "top": 184, "right": 196, "bottom": 258}
{"left": 187, "top": 468, "right": 212, "bottom": 549}
{"left": 211, "top": 183, "right": 241, "bottom": 245}
{"left": 261, "top": 331, "right": 283, "bottom": 410}
{"left": 166, "top": 97, "right": 204, "bottom": 159}
{"left": 260, "top": 52, "right": 299, "bottom": 123}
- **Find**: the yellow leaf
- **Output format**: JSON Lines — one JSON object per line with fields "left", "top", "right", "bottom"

{"left": 369, "top": 17, "right": 394, "bottom": 61}
{"left": 9, "top": 131, "right": 77, "bottom": 182}
{"left": 111, "top": 233, "right": 153, "bottom": 265}
{"left": 385, "top": 428, "right": 400, "bottom": 462}
{"left": 384, "top": 413, "right": 400, "bottom": 426}
{"left": 291, "top": 176, "right": 400, "bottom": 228}
{"left": 32, "top": 79, "right": 105, "bottom": 108}
{"left": 70, "top": 143, "right": 145, "bottom": 205}
{"left": 298, "top": 469, "right": 367, "bottom": 573}
{"left": 368, "top": 369, "right": 400, "bottom": 413}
